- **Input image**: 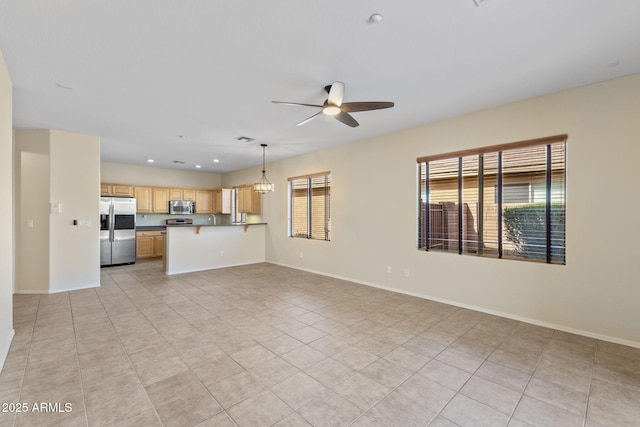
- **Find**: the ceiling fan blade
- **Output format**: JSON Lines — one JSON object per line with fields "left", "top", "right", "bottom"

{"left": 272, "top": 101, "right": 323, "bottom": 108}
{"left": 334, "top": 112, "right": 359, "bottom": 128}
{"left": 327, "top": 81, "right": 345, "bottom": 107}
{"left": 341, "top": 101, "right": 395, "bottom": 112}
{"left": 296, "top": 112, "right": 322, "bottom": 126}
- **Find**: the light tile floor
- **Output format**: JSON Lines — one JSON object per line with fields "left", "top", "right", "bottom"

{"left": 1, "top": 260, "right": 640, "bottom": 426}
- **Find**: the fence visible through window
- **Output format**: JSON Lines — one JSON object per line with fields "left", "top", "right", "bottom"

{"left": 417, "top": 135, "right": 566, "bottom": 264}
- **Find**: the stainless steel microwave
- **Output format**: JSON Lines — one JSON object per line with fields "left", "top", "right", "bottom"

{"left": 169, "top": 200, "right": 196, "bottom": 215}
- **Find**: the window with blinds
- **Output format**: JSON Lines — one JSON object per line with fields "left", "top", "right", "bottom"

{"left": 418, "top": 135, "right": 566, "bottom": 264}
{"left": 288, "top": 172, "right": 331, "bottom": 241}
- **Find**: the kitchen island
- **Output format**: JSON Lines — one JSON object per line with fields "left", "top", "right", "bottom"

{"left": 164, "top": 223, "right": 266, "bottom": 275}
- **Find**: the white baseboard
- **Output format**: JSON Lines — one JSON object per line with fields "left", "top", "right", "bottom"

{"left": 14, "top": 282, "right": 101, "bottom": 294}
{"left": 166, "top": 260, "right": 265, "bottom": 276}
{"left": 271, "top": 261, "right": 640, "bottom": 350}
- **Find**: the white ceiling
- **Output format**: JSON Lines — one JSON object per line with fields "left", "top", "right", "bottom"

{"left": 1, "top": 0, "right": 639, "bottom": 173}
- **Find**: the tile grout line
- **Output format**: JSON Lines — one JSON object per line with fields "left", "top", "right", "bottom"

{"left": 97, "top": 267, "right": 166, "bottom": 426}
{"left": 583, "top": 340, "right": 598, "bottom": 427}
{"left": 67, "top": 290, "right": 91, "bottom": 427}
{"left": 12, "top": 294, "right": 40, "bottom": 427}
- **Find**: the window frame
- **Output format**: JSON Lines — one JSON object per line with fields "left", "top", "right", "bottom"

{"left": 288, "top": 172, "right": 331, "bottom": 241}
{"left": 417, "top": 134, "right": 567, "bottom": 264}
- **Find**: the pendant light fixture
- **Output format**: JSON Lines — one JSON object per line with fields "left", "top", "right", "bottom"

{"left": 254, "top": 143, "right": 274, "bottom": 194}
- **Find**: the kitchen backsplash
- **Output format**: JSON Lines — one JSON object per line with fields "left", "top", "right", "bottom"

{"left": 136, "top": 213, "right": 231, "bottom": 226}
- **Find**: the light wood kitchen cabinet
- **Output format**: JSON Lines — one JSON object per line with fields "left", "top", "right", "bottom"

{"left": 195, "top": 190, "right": 214, "bottom": 213}
{"left": 116, "top": 184, "right": 228, "bottom": 214}
{"left": 183, "top": 189, "right": 195, "bottom": 200}
{"left": 153, "top": 234, "right": 165, "bottom": 257}
{"left": 134, "top": 187, "right": 153, "bottom": 213}
{"left": 236, "top": 185, "right": 262, "bottom": 214}
{"left": 169, "top": 188, "right": 182, "bottom": 200}
{"left": 101, "top": 183, "right": 134, "bottom": 197}
{"left": 136, "top": 230, "right": 164, "bottom": 258}
{"left": 136, "top": 233, "right": 154, "bottom": 258}
{"left": 152, "top": 188, "right": 170, "bottom": 213}
{"left": 169, "top": 188, "right": 196, "bottom": 201}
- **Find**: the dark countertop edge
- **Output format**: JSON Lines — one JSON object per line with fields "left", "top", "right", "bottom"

{"left": 165, "top": 223, "right": 267, "bottom": 228}
{"left": 136, "top": 226, "right": 166, "bottom": 231}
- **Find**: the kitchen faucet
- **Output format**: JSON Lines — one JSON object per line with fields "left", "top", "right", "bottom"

{"left": 208, "top": 214, "right": 216, "bottom": 225}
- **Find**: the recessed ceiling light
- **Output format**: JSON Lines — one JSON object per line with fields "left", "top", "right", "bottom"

{"left": 369, "top": 13, "right": 383, "bottom": 24}
{"left": 147, "top": 158, "right": 154, "bottom": 163}
{"left": 607, "top": 60, "right": 620, "bottom": 68}
{"left": 172, "top": 160, "right": 186, "bottom": 164}
{"left": 236, "top": 136, "right": 254, "bottom": 142}
{"left": 195, "top": 165, "right": 201, "bottom": 168}
{"left": 56, "top": 83, "right": 73, "bottom": 90}
{"left": 213, "top": 159, "right": 220, "bottom": 163}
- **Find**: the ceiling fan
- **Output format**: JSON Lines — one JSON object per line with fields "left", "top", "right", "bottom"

{"left": 272, "top": 81, "right": 394, "bottom": 128}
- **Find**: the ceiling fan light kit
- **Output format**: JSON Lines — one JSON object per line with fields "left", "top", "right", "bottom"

{"left": 322, "top": 104, "right": 341, "bottom": 116}
{"left": 273, "top": 81, "right": 394, "bottom": 128}
{"left": 254, "top": 143, "right": 274, "bottom": 194}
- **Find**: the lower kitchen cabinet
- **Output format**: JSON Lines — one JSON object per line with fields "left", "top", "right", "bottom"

{"left": 136, "top": 230, "right": 165, "bottom": 259}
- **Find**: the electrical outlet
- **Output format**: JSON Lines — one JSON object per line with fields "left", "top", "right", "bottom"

{"left": 220, "top": 250, "right": 224, "bottom": 257}
{"left": 387, "top": 266, "right": 392, "bottom": 274}
{"left": 299, "top": 251, "right": 304, "bottom": 259}
{"left": 404, "top": 268, "right": 410, "bottom": 277}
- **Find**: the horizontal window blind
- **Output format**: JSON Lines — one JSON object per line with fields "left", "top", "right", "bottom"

{"left": 288, "top": 173, "right": 331, "bottom": 241}
{"left": 418, "top": 135, "right": 566, "bottom": 264}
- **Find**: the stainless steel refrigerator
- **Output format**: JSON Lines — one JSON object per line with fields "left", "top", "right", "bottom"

{"left": 100, "top": 197, "right": 136, "bottom": 266}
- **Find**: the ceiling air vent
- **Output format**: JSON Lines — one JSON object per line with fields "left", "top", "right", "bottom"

{"left": 172, "top": 160, "right": 186, "bottom": 164}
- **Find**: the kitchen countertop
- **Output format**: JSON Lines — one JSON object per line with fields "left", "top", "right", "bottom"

{"left": 138, "top": 223, "right": 266, "bottom": 231}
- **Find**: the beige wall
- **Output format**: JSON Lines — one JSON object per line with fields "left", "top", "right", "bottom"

{"left": 228, "top": 73, "right": 640, "bottom": 347}
{"left": 0, "top": 48, "right": 14, "bottom": 369}
{"left": 101, "top": 162, "right": 222, "bottom": 189}
{"left": 14, "top": 130, "right": 101, "bottom": 293}
{"left": 49, "top": 131, "right": 101, "bottom": 292}
{"left": 15, "top": 131, "right": 50, "bottom": 293}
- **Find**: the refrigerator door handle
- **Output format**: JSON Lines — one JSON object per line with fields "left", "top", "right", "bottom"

{"left": 109, "top": 204, "right": 115, "bottom": 242}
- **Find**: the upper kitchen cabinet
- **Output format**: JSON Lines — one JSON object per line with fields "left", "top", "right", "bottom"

{"left": 169, "top": 188, "right": 196, "bottom": 201}
{"left": 134, "top": 186, "right": 152, "bottom": 213}
{"left": 152, "top": 188, "right": 170, "bottom": 213}
{"left": 235, "top": 185, "right": 261, "bottom": 214}
{"left": 101, "top": 183, "right": 134, "bottom": 197}
{"left": 195, "top": 190, "right": 214, "bottom": 213}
